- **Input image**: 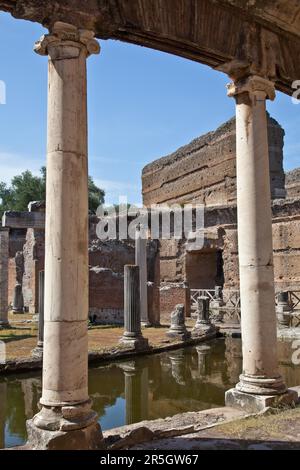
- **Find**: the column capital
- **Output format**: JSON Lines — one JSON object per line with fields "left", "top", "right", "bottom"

{"left": 227, "top": 75, "right": 276, "bottom": 102}
{"left": 34, "top": 21, "right": 100, "bottom": 58}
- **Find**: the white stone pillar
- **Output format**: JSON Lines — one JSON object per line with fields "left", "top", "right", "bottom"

{"left": 227, "top": 76, "right": 287, "bottom": 398}
{"left": 0, "top": 228, "right": 9, "bottom": 328}
{"left": 135, "top": 227, "right": 149, "bottom": 325}
{"left": 27, "top": 22, "right": 104, "bottom": 450}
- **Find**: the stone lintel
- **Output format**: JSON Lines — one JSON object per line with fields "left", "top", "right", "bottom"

{"left": 225, "top": 388, "right": 298, "bottom": 414}
{"left": 2, "top": 211, "right": 45, "bottom": 229}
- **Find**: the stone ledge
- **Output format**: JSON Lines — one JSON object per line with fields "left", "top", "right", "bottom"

{"left": 103, "top": 406, "right": 247, "bottom": 450}
{"left": 0, "top": 330, "right": 217, "bottom": 375}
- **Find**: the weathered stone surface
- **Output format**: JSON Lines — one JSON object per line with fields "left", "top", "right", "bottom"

{"left": 0, "top": 229, "right": 9, "bottom": 326}
{"left": 26, "top": 419, "right": 105, "bottom": 450}
{"left": 142, "top": 115, "right": 285, "bottom": 207}
{"left": 167, "top": 304, "right": 191, "bottom": 340}
{"left": 1, "top": 1, "right": 300, "bottom": 95}
{"left": 225, "top": 388, "right": 298, "bottom": 414}
{"left": 121, "top": 265, "right": 149, "bottom": 350}
{"left": 286, "top": 169, "right": 300, "bottom": 199}
{"left": 103, "top": 406, "right": 246, "bottom": 450}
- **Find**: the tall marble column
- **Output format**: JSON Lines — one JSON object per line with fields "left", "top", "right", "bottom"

{"left": 27, "top": 22, "right": 104, "bottom": 449}
{"left": 225, "top": 75, "right": 294, "bottom": 411}
{"left": 135, "top": 227, "right": 149, "bottom": 326}
{"left": 0, "top": 228, "right": 9, "bottom": 328}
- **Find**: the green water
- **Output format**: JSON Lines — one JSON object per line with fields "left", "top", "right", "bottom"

{"left": 1, "top": 337, "right": 300, "bottom": 449}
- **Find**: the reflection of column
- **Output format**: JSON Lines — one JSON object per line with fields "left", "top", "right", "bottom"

{"left": 0, "top": 382, "right": 7, "bottom": 449}
{"left": 225, "top": 337, "right": 242, "bottom": 385}
{"left": 196, "top": 345, "right": 211, "bottom": 379}
{"left": 226, "top": 76, "right": 287, "bottom": 399}
{"left": 121, "top": 362, "right": 149, "bottom": 425}
{"left": 27, "top": 22, "right": 104, "bottom": 450}
{"left": 0, "top": 228, "right": 9, "bottom": 328}
{"left": 169, "top": 350, "right": 187, "bottom": 386}
{"left": 135, "top": 227, "right": 149, "bottom": 326}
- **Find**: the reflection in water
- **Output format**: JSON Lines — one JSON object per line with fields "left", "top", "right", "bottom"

{"left": 1, "top": 337, "right": 300, "bottom": 448}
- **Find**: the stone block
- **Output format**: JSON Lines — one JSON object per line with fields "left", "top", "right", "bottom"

{"left": 225, "top": 388, "right": 298, "bottom": 413}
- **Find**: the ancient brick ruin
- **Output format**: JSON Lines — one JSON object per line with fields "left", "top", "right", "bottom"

{"left": 142, "top": 115, "right": 300, "bottom": 319}
{"left": 2, "top": 115, "right": 299, "bottom": 327}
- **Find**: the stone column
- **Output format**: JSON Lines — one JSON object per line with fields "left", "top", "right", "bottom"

{"left": 32, "top": 271, "right": 44, "bottom": 358}
{"left": 192, "top": 296, "right": 215, "bottom": 336}
{"left": 121, "top": 265, "right": 149, "bottom": 349}
{"left": 135, "top": 227, "right": 149, "bottom": 326}
{"left": 276, "top": 292, "right": 292, "bottom": 328}
{"left": 27, "top": 22, "right": 104, "bottom": 450}
{"left": 225, "top": 75, "right": 294, "bottom": 411}
{"left": 167, "top": 304, "right": 191, "bottom": 340}
{"left": 12, "top": 284, "right": 24, "bottom": 314}
{"left": 0, "top": 228, "right": 9, "bottom": 328}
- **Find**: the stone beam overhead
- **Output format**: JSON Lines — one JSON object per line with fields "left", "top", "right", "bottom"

{"left": 2, "top": 211, "right": 45, "bottom": 229}
{"left": 0, "top": 0, "right": 299, "bottom": 95}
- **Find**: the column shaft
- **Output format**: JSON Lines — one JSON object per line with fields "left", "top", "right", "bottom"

{"left": 135, "top": 230, "right": 149, "bottom": 325}
{"left": 27, "top": 22, "right": 104, "bottom": 450}
{"left": 229, "top": 76, "right": 286, "bottom": 394}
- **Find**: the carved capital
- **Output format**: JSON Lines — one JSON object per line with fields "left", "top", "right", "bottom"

{"left": 34, "top": 22, "right": 100, "bottom": 58}
{"left": 227, "top": 75, "right": 276, "bottom": 102}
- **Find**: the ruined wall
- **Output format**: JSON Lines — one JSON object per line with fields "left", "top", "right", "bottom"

{"left": 22, "top": 229, "right": 45, "bottom": 313}
{"left": 88, "top": 238, "right": 135, "bottom": 324}
{"left": 7, "top": 229, "right": 26, "bottom": 307}
{"left": 142, "top": 115, "right": 285, "bottom": 207}
{"left": 157, "top": 200, "right": 300, "bottom": 295}
{"left": 286, "top": 169, "right": 300, "bottom": 199}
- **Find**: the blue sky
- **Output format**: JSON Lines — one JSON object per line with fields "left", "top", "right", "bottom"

{"left": 0, "top": 12, "right": 299, "bottom": 205}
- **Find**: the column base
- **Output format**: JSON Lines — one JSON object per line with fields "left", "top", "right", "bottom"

{"left": 225, "top": 387, "right": 298, "bottom": 414}
{"left": 192, "top": 324, "right": 216, "bottom": 337}
{"left": 120, "top": 334, "right": 149, "bottom": 350}
{"left": 26, "top": 419, "right": 105, "bottom": 450}
{"left": 236, "top": 373, "right": 287, "bottom": 395}
{"left": 0, "top": 321, "right": 9, "bottom": 329}
{"left": 32, "top": 345, "right": 43, "bottom": 359}
{"left": 26, "top": 400, "right": 105, "bottom": 450}
{"left": 166, "top": 328, "right": 191, "bottom": 341}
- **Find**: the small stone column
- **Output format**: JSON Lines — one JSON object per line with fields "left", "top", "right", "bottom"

{"left": 135, "top": 227, "right": 149, "bottom": 326}
{"left": 32, "top": 271, "right": 44, "bottom": 358}
{"left": 12, "top": 284, "right": 24, "bottom": 314}
{"left": 167, "top": 304, "right": 191, "bottom": 340}
{"left": 276, "top": 292, "right": 292, "bottom": 328}
{"left": 211, "top": 286, "right": 224, "bottom": 322}
{"left": 192, "top": 296, "right": 215, "bottom": 336}
{"left": 225, "top": 75, "right": 294, "bottom": 411}
{"left": 121, "top": 265, "right": 149, "bottom": 349}
{"left": 27, "top": 22, "right": 104, "bottom": 450}
{"left": 0, "top": 228, "right": 9, "bottom": 328}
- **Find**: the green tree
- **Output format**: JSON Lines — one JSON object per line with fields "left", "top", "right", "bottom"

{"left": 88, "top": 176, "right": 105, "bottom": 214}
{"left": 0, "top": 168, "right": 105, "bottom": 219}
